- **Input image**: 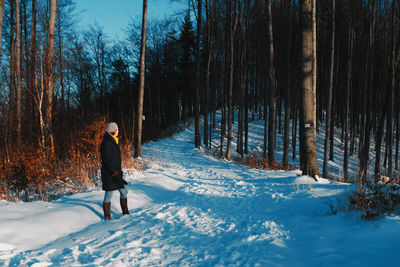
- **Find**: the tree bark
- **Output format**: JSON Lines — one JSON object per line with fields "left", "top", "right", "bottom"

{"left": 344, "top": 6, "right": 353, "bottom": 181}
{"left": 312, "top": 0, "right": 317, "bottom": 130}
{"left": 134, "top": 0, "right": 148, "bottom": 158}
{"left": 57, "top": 11, "right": 64, "bottom": 113}
{"left": 15, "top": 0, "right": 22, "bottom": 146}
{"left": 322, "top": 0, "right": 335, "bottom": 178}
{"left": 0, "top": 0, "right": 4, "bottom": 57}
{"left": 387, "top": 0, "right": 396, "bottom": 178}
{"left": 9, "top": 0, "right": 15, "bottom": 147}
{"left": 359, "top": 0, "right": 375, "bottom": 184}
{"left": 283, "top": 0, "right": 293, "bottom": 167}
{"left": 343, "top": 43, "right": 352, "bottom": 180}
{"left": 299, "top": 0, "right": 320, "bottom": 179}
{"left": 266, "top": 0, "right": 276, "bottom": 163}
{"left": 375, "top": 95, "right": 388, "bottom": 177}
{"left": 44, "top": 0, "right": 57, "bottom": 153}
{"left": 226, "top": 0, "right": 236, "bottom": 161}
{"left": 395, "top": 112, "right": 399, "bottom": 170}
{"left": 204, "top": 0, "right": 213, "bottom": 148}
{"left": 194, "top": 0, "right": 202, "bottom": 149}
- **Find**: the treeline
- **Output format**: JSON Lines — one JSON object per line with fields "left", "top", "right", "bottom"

{"left": 186, "top": 0, "right": 400, "bottom": 183}
{"left": 0, "top": 0, "right": 399, "bottom": 200}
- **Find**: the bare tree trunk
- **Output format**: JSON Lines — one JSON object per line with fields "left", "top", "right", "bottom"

{"left": 30, "top": 0, "right": 43, "bottom": 150}
{"left": 0, "top": 0, "right": 4, "bottom": 57}
{"left": 15, "top": 0, "right": 22, "bottom": 146}
{"left": 329, "top": 101, "right": 335, "bottom": 161}
{"left": 359, "top": 0, "right": 375, "bottom": 184}
{"left": 237, "top": 38, "right": 245, "bottom": 156}
{"left": 344, "top": 7, "right": 353, "bottom": 181}
{"left": 194, "top": 0, "right": 202, "bottom": 149}
{"left": 9, "top": 0, "right": 16, "bottom": 148}
{"left": 312, "top": 0, "right": 317, "bottom": 130}
{"left": 283, "top": 0, "right": 293, "bottom": 167}
{"left": 244, "top": 71, "right": 249, "bottom": 155}
{"left": 323, "top": 0, "right": 335, "bottom": 178}
{"left": 226, "top": 0, "right": 237, "bottom": 161}
{"left": 57, "top": 11, "right": 64, "bottom": 113}
{"left": 266, "top": 0, "right": 276, "bottom": 163}
{"left": 39, "top": 54, "right": 45, "bottom": 152}
{"left": 134, "top": 0, "right": 148, "bottom": 158}
{"left": 387, "top": 0, "right": 396, "bottom": 178}
{"left": 395, "top": 112, "right": 399, "bottom": 171}
{"left": 343, "top": 25, "right": 353, "bottom": 181}
{"left": 299, "top": 0, "right": 320, "bottom": 179}
{"left": 204, "top": 0, "right": 213, "bottom": 147}
{"left": 220, "top": 51, "right": 226, "bottom": 157}
{"left": 375, "top": 97, "right": 388, "bottom": 177}
{"left": 44, "top": 0, "right": 57, "bottom": 153}
{"left": 292, "top": 94, "right": 298, "bottom": 160}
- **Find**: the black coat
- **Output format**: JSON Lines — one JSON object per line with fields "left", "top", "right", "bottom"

{"left": 100, "top": 133, "right": 125, "bottom": 191}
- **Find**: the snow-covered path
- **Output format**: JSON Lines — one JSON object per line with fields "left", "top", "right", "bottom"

{"left": 1, "top": 127, "right": 400, "bottom": 266}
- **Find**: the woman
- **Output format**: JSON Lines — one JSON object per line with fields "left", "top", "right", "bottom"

{"left": 100, "top": 122, "right": 129, "bottom": 220}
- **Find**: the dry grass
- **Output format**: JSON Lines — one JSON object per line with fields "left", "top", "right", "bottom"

{"left": 0, "top": 117, "right": 142, "bottom": 202}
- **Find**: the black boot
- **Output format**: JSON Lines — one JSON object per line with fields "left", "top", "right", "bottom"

{"left": 120, "top": 198, "right": 129, "bottom": 215}
{"left": 103, "top": 202, "right": 113, "bottom": 220}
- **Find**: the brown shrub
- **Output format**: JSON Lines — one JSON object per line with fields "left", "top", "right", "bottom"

{"left": 0, "top": 116, "right": 141, "bottom": 202}
{"left": 349, "top": 182, "right": 400, "bottom": 220}
{"left": 244, "top": 154, "right": 295, "bottom": 171}
{"left": 120, "top": 142, "right": 145, "bottom": 171}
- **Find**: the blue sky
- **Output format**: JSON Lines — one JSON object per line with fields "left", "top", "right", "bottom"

{"left": 75, "top": 0, "right": 187, "bottom": 40}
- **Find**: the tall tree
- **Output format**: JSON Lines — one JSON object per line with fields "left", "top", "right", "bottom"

{"left": 204, "top": 0, "right": 213, "bottom": 148}
{"left": 135, "top": 0, "right": 148, "bottom": 158}
{"left": 283, "top": 0, "right": 293, "bottom": 167}
{"left": 15, "top": 0, "right": 21, "bottom": 146}
{"left": 312, "top": 0, "right": 317, "bottom": 129}
{"left": 44, "top": 0, "right": 58, "bottom": 153}
{"left": 194, "top": 0, "right": 202, "bottom": 148}
{"left": 387, "top": 0, "right": 396, "bottom": 178}
{"left": 343, "top": 2, "right": 353, "bottom": 181}
{"left": 226, "top": 0, "right": 237, "bottom": 161}
{"left": 359, "top": 0, "right": 375, "bottom": 184}
{"left": 323, "top": 0, "right": 335, "bottom": 178}
{"left": 0, "top": 0, "right": 4, "bottom": 57}
{"left": 9, "top": 0, "right": 16, "bottom": 148}
{"left": 299, "top": 0, "right": 320, "bottom": 179}
{"left": 266, "top": 0, "right": 276, "bottom": 163}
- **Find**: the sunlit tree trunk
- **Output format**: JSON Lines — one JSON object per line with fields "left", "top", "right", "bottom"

{"left": 57, "top": 10, "right": 64, "bottom": 113}
{"left": 9, "top": 0, "right": 16, "bottom": 150}
{"left": 312, "top": 0, "right": 317, "bottom": 130}
{"left": 15, "top": 0, "right": 22, "bottom": 146}
{"left": 299, "top": 0, "right": 320, "bottom": 179}
{"left": 44, "top": 0, "right": 57, "bottom": 153}
{"left": 135, "top": 0, "right": 148, "bottom": 158}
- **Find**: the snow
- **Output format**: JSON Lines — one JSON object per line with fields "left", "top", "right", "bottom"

{"left": 1, "top": 117, "right": 400, "bottom": 266}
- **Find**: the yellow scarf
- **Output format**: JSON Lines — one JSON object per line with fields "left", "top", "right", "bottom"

{"left": 108, "top": 132, "right": 119, "bottom": 145}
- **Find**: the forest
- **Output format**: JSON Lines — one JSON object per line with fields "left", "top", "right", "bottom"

{"left": 0, "top": 0, "right": 399, "bottom": 201}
